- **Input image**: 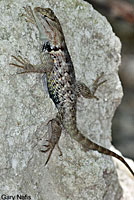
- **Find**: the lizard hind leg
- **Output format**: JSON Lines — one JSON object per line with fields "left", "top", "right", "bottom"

{"left": 40, "top": 118, "right": 62, "bottom": 165}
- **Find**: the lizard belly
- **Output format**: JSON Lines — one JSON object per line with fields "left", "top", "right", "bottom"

{"left": 46, "top": 69, "right": 76, "bottom": 107}
{"left": 46, "top": 54, "right": 76, "bottom": 108}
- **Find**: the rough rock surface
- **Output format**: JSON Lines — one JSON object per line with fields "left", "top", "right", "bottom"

{"left": 0, "top": 0, "right": 128, "bottom": 199}
{"left": 111, "top": 147, "right": 134, "bottom": 200}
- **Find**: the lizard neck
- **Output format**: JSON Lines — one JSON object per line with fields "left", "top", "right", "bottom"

{"left": 50, "top": 43, "right": 74, "bottom": 70}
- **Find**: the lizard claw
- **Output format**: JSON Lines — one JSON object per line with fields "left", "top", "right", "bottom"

{"left": 91, "top": 72, "right": 107, "bottom": 96}
{"left": 10, "top": 55, "right": 36, "bottom": 74}
{"left": 93, "top": 72, "right": 106, "bottom": 87}
{"left": 23, "top": 6, "right": 37, "bottom": 26}
{"left": 40, "top": 118, "right": 62, "bottom": 165}
{"left": 40, "top": 140, "right": 55, "bottom": 166}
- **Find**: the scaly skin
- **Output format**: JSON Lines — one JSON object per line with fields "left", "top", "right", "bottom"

{"left": 10, "top": 6, "right": 134, "bottom": 176}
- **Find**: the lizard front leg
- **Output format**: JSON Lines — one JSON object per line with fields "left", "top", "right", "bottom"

{"left": 40, "top": 116, "right": 62, "bottom": 165}
{"left": 10, "top": 54, "right": 53, "bottom": 74}
{"left": 76, "top": 72, "right": 106, "bottom": 100}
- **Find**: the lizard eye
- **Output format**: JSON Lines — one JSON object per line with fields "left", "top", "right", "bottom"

{"left": 41, "top": 15, "right": 47, "bottom": 19}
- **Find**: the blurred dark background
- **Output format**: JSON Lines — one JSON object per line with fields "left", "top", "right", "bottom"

{"left": 84, "top": 0, "right": 134, "bottom": 160}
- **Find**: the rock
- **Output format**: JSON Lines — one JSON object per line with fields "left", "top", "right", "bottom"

{"left": 0, "top": 0, "right": 123, "bottom": 199}
{"left": 111, "top": 146, "right": 134, "bottom": 200}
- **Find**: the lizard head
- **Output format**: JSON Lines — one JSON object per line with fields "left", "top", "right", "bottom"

{"left": 33, "top": 7, "right": 65, "bottom": 52}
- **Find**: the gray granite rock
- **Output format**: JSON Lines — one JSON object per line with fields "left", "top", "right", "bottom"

{"left": 0, "top": 0, "right": 123, "bottom": 199}
{"left": 112, "top": 146, "right": 134, "bottom": 200}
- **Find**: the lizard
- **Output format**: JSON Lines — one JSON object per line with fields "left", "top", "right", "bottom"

{"left": 10, "top": 6, "right": 134, "bottom": 176}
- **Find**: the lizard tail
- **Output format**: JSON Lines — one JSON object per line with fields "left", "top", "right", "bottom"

{"left": 71, "top": 129, "right": 134, "bottom": 176}
{"left": 87, "top": 137, "right": 134, "bottom": 177}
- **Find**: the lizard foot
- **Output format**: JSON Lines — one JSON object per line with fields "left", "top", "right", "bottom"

{"left": 10, "top": 55, "right": 45, "bottom": 74}
{"left": 40, "top": 118, "right": 62, "bottom": 165}
{"left": 91, "top": 72, "right": 107, "bottom": 100}
{"left": 76, "top": 72, "right": 106, "bottom": 100}
{"left": 23, "top": 6, "right": 37, "bottom": 26}
{"left": 10, "top": 55, "right": 36, "bottom": 74}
